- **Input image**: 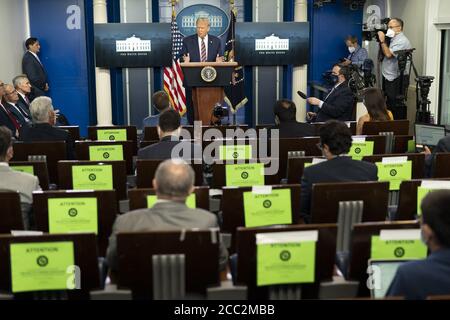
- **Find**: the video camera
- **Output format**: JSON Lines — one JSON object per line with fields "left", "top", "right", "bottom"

{"left": 362, "top": 17, "right": 390, "bottom": 42}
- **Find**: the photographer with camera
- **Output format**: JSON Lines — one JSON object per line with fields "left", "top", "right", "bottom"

{"left": 341, "top": 35, "right": 368, "bottom": 69}
{"left": 378, "top": 18, "right": 412, "bottom": 120}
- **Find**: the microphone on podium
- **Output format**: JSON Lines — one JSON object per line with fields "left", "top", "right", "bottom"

{"left": 297, "top": 91, "right": 307, "bottom": 99}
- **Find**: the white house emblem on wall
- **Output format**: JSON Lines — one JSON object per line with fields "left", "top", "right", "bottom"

{"left": 255, "top": 34, "right": 289, "bottom": 51}
{"left": 116, "top": 35, "right": 151, "bottom": 52}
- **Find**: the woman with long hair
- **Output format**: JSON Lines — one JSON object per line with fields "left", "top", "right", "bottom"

{"left": 357, "top": 88, "right": 394, "bottom": 135}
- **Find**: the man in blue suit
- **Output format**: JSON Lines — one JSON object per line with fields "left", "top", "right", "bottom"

{"left": 22, "top": 37, "right": 49, "bottom": 101}
{"left": 180, "top": 17, "right": 224, "bottom": 124}
{"left": 387, "top": 190, "right": 450, "bottom": 299}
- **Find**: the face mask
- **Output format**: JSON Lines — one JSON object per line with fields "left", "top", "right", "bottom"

{"left": 331, "top": 75, "right": 339, "bottom": 84}
{"left": 348, "top": 47, "right": 356, "bottom": 54}
{"left": 386, "top": 28, "right": 396, "bottom": 38}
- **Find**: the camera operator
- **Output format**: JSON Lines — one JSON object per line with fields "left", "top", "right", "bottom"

{"left": 378, "top": 18, "right": 412, "bottom": 120}
{"left": 341, "top": 35, "right": 368, "bottom": 69}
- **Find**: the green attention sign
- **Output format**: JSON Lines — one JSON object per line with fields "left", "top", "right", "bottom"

{"left": 243, "top": 189, "right": 292, "bottom": 227}
{"left": 407, "top": 140, "right": 416, "bottom": 153}
{"left": 72, "top": 165, "right": 113, "bottom": 190}
{"left": 10, "top": 241, "right": 75, "bottom": 293}
{"left": 376, "top": 161, "right": 412, "bottom": 190}
{"left": 219, "top": 145, "right": 252, "bottom": 160}
{"left": 370, "top": 235, "right": 427, "bottom": 259}
{"left": 89, "top": 145, "right": 124, "bottom": 161}
{"left": 257, "top": 241, "right": 316, "bottom": 286}
{"left": 349, "top": 141, "right": 374, "bottom": 160}
{"left": 48, "top": 198, "right": 98, "bottom": 234}
{"left": 97, "top": 129, "right": 127, "bottom": 141}
{"left": 225, "top": 163, "right": 265, "bottom": 187}
{"left": 147, "top": 194, "right": 196, "bottom": 209}
{"left": 10, "top": 165, "right": 35, "bottom": 175}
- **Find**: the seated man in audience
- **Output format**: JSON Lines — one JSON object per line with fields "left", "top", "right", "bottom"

{"left": 387, "top": 190, "right": 450, "bottom": 299}
{"left": 272, "top": 99, "right": 315, "bottom": 138}
{"left": 423, "top": 136, "right": 450, "bottom": 178}
{"left": 18, "top": 96, "right": 75, "bottom": 159}
{"left": 0, "top": 80, "right": 21, "bottom": 137}
{"left": 138, "top": 109, "right": 201, "bottom": 160}
{"left": 0, "top": 126, "right": 41, "bottom": 229}
{"left": 106, "top": 159, "right": 228, "bottom": 280}
{"left": 13, "top": 74, "right": 33, "bottom": 115}
{"left": 142, "top": 90, "right": 188, "bottom": 128}
{"left": 306, "top": 64, "right": 355, "bottom": 122}
{"left": 3, "top": 83, "right": 32, "bottom": 126}
{"left": 300, "top": 120, "right": 378, "bottom": 222}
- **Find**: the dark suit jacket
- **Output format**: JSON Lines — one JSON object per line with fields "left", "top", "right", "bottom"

{"left": 137, "top": 135, "right": 202, "bottom": 160}
{"left": 18, "top": 123, "right": 75, "bottom": 159}
{"left": 4, "top": 102, "right": 29, "bottom": 126}
{"left": 315, "top": 82, "right": 355, "bottom": 122}
{"left": 17, "top": 94, "right": 32, "bottom": 117}
{"left": 106, "top": 201, "right": 228, "bottom": 272}
{"left": 425, "top": 136, "right": 450, "bottom": 177}
{"left": 0, "top": 103, "right": 19, "bottom": 136}
{"left": 387, "top": 249, "right": 450, "bottom": 299}
{"left": 273, "top": 121, "right": 316, "bottom": 138}
{"left": 300, "top": 156, "right": 378, "bottom": 221}
{"left": 22, "top": 51, "right": 48, "bottom": 100}
{"left": 180, "top": 34, "right": 222, "bottom": 62}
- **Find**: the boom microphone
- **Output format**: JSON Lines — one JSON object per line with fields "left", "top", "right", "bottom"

{"left": 297, "top": 91, "right": 307, "bottom": 99}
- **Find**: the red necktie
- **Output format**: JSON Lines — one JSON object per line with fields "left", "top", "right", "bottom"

{"left": 0, "top": 103, "right": 21, "bottom": 130}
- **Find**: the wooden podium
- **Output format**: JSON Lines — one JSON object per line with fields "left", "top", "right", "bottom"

{"left": 181, "top": 62, "right": 238, "bottom": 124}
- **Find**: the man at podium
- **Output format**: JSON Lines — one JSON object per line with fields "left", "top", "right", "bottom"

{"left": 180, "top": 17, "right": 223, "bottom": 63}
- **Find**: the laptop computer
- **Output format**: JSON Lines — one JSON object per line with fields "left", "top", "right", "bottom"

{"left": 368, "top": 259, "right": 411, "bottom": 299}
{"left": 414, "top": 123, "right": 446, "bottom": 152}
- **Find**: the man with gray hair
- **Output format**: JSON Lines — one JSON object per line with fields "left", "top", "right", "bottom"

{"left": 106, "top": 159, "right": 228, "bottom": 279}
{"left": 3, "top": 83, "right": 32, "bottom": 126}
{"left": 13, "top": 74, "right": 33, "bottom": 114}
{"left": 18, "top": 96, "right": 75, "bottom": 159}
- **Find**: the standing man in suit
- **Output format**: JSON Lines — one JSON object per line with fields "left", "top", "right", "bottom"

{"left": 300, "top": 120, "right": 378, "bottom": 222}
{"left": 2, "top": 84, "right": 32, "bottom": 126}
{"left": 0, "top": 80, "right": 21, "bottom": 137}
{"left": 22, "top": 37, "right": 49, "bottom": 101}
{"left": 19, "top": 96, "right": 75, "bottom": 159}
{"left": 0, "top": 126, "right": 41, "bottom": 229}
{"left": 306, "top": 64, "right": 355, "bottom": 122}
{"left": 138, "top": 109, "right": 201, "bottom": 161}
{"left": 180, "top": 17, "right": 224, "bottom": 124}
{"left": 13, "top": 74, "right": 33, "bottom": 116}
{"left": 387, "top": 190, "right": 450, "bottom": 299}
{"left": 106, "top": 159, "right": 228, "bottom": 279}
{"left": 272, "top": 99, "right": 316, "bottom": 138}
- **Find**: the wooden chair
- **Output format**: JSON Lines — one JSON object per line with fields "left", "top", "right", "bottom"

{"left": 75, "top": 140, "right": 134, "bottom": 174}
{"left": 58, "top": 126, "right": 81, "bottom": 141}
{"left": 0, "top": 191, "right": 24, "bottom": 232}
{"left": 433, "top": 153, "right": 450, "bottom": 178}
{"left": 361, "top": 153, "right": 425, "bottom": 179}
{"left": 0, "top": 233, "right": 100, "bottom": 299}
{"left": 235, "top": 224, "right": 337, "bottom": 299}
{"left": 362, "top": 120, "right": 410, "bottom": 136}
{"left": 11, "top": 141, "right": 67, "bottom": 184}
{"left": 9, "top": 161, "right": 50, "bottom": 190}
{"left": 136, "top": 159, "right": 203, "bottom": 188}
{"left": 128, "top": 187, "right": 209, "bottom": 211}
{"left": 347, "top": 221, "right": 420, "bottom": 297}
{"left": 117, "top": 230, "right": 220, "bottom": 299}
{"left": 310, "top": 181, "right": 390, "bottom": 223}
{"left": 57, "top": 160, "right": 127, "bottom": 200}
{"left": 33, "top": 190, "right": 118, "bottom": 256}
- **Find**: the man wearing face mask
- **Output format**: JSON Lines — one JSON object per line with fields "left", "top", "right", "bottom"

{"left": 306, "top": 64, "right": 355, "bottom": 123}
{"left": 341, "top": 35, "right": 368, "bottom": 69}
{"left": 378, "top": 18, "right": 412, "bottom": 120}
{"left": 386, "top": 190, "right": 450, "bottom": 299}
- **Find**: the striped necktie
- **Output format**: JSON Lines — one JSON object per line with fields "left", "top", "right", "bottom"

{"left": 201, "top": 38, "right": 207, "bottom": 62}
{"left": 0, "top": 103, "right": 20, "bottom": 130}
